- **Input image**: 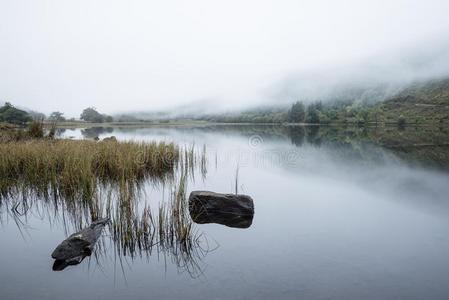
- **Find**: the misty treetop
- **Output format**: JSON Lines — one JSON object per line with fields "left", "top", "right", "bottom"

{"left": 0, "top": 102, "right": 32, "bottom": 125}
{"left": 287, "top": 101, "right": 306, "bottom": 123}
{"left": 306, "top": 102, "right": 321, "bottom": 124}
{"left": 48, "top": 111, "right": 66, "bottom": 122}
{"left": 286, "top": 101, "right": 321, "bottom": 124}
{"left": 80, "top": 107, "right": 113, "bottom": 123}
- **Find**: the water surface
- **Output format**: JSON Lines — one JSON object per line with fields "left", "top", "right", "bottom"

{"left": 1, "top": 125, "right": 449, "bottom": 300}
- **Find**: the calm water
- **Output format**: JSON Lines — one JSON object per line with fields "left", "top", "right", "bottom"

{"left": 1, "top": 125, "right": 449, "bottom": 300}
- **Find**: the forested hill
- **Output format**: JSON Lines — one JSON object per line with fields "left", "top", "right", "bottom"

{"left": 371, "top": 78, "right": 449, "bottom": 125}
{"left": 391, "top": 78, "right": 449, "bottom": 106}
{"left": 198, "top": 77, "right": 449, "bottom": 125}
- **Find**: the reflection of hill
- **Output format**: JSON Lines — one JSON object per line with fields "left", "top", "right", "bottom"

{"left": 175, "top": 124, "right": 449, "bottom": 170}
{"left": 70, "top": 124, "right": 449, "bottom": 171}
{"left": 290, "top": 126, "right": 449, "bottom": 170}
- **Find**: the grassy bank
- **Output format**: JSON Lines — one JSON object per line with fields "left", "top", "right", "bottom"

{"left": 0, "top": 139, "right": 179, "bottom": 200}
{"left": 0, "top": 136, "right": 209, "bottom": 275}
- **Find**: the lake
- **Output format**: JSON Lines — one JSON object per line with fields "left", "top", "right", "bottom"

{"left": 1, "top": 125, "right": 449, "bottom": 300}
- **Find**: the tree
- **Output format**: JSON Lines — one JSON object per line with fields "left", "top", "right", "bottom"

{"left": 0, "top": 102, "right": 13, "bottom": 113}
{"left": 306, "top": 103, "right": 320, "bottom": 124}
{"left": 287, "top": 101, "right": 306, "bottom": 123}
{"left": 0, "top": 102, "right": 32, "bottom": 125}
{"left": 48, "top": 111, "right": 66, "bottom": 122}
{"left": 356, "top": 109, "right": 369, "bottom": 126}
{"left": 80, "top": 107, "right": 113, "bottom": 123}
{"left": 80, "top": 107, "right": 105, "bottom": 123}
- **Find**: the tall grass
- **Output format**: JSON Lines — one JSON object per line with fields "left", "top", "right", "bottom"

{"left": 27, "top": 120, "right": 45, "bottom": 138}
{"left": 0, "top": 120, "right": 47, "bottom": 142}
{"left": 109, "top": 171, "right": 210, "bottom": 277}
{"left": 0, "top": 138, "right": 210, "bottom": 276}
{"left": 0, "top": 139, "right": 179, "bottom": 201}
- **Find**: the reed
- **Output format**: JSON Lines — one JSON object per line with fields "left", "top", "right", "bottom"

{"left": 0, "top": 138, "right": 211, "bottom": 276}
{"left": 0, "top": 139, "right": 179, "bottom": 201}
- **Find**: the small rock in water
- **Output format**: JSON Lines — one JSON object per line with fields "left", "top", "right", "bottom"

{"left": 189, "top": 191, "right": 254, "bottom": 228}
{"left": 51, "top": 218, "right": 109, "bottom": 271}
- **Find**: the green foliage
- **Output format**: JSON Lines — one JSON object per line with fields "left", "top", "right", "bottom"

{"left": 80, "top": 107, "right": 113, "bottom": 123}
{"left": 306, "top": 103, "right": 320, "bottom": 124}
{"left": 288, "top": 101, "right": 305, "bottom": 123}
{"left": 203, "top": 107, "right": 288, "bottom": 123}
{"left": 356, "top": 109, "right": 369, "bottom": 125}
{"left": 318, "top": 112, "right": 331, "bottom": 124}
{"left": 214, "top": 78, "right": 449, "bottom": 125}
{"left": 80, "top": 107, "right": 104, "bottom": 122}
{"left": 48, "top": 111, "right": 66, "bottom": 122}
{"left": 0, "top": 102, "right": 32, "bottom": 125}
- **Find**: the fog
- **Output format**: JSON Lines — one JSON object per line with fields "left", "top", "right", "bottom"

{"left": 270, "top": 39, "right": 449, "bottom": 106}
{"left": 1, "top": 0, "right": 449, "bottom": 117}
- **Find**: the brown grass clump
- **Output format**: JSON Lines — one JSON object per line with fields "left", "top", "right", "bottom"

{"left": 0, "top": 139, "right": 179, "bottom": 200}
{"left": 0, "top": 140, "right": 211, "bottom": 277}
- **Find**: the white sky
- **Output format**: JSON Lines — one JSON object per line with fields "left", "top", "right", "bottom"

{"left": 1, "top": 0, "right": 449, "bottom": 117}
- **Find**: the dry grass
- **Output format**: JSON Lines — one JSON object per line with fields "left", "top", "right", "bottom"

{"left": 109, "top": 172, "right": 211, "bottom": 277}
{"left": 0, "top": 137, "right": 210, "bottom": 276}
{"left": 0, "top": 120, "right": 47, "bottom": 142}
{"left": 0, "top": 139, "right": 179, "bottom": 201}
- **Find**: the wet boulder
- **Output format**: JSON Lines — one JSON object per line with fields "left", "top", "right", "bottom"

{"left": 51, "top": 218, "right": 110, "bottom": 270}
{"left": 52, "top": 255, "right": 88, "bottom": 271}
{"left": 189, "top": 191, "right": 254, "bottom": 228}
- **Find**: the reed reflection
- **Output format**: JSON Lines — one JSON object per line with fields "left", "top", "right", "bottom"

{"left": 0, "top": 143, "right": 212, "bottom": 278}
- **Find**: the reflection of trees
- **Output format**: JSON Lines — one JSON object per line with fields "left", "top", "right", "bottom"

{"left": 52, "top": 128, "right": 66, "bottom": 137}
{"left": 286, "top": 125, "right": 328, "bottom": 147}
{"left": 81, "top": 127, "right": 114, "bottom": 139}
{"left": 287, "top": 126, "right": 305, "bottom": 146}
{"left": 283, "top": 125, "right": 449, "bottom": 170}
{"left": 306, "top": 126, "right": 322, "bottom": 146}
{"left": 172, "top": 125, "right": 449, "bottom": 170}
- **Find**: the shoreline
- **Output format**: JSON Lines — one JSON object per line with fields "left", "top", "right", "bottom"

{"left": 46, "top": 120, "right": 448, "bottom": 129}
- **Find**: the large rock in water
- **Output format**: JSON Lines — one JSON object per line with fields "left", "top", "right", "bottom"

{"left": 189, "top": 191, "right": 254, "bottom": 228}
{"left": 51, "top": 218, "right": 109, "bottom": 271}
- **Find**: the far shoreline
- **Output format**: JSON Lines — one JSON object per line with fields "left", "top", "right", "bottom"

{"left": 46, "top": 120, "right": 448, "bottom": 129}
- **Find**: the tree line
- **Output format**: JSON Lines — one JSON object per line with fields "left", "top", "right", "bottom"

{"left": 0, "top": 103, "right": 114, "bottom": 125}
{"left": 287, "top": 101, "right": 321, "bottom": 123}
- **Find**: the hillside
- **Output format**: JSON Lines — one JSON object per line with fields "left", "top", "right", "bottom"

{"left": 100, "top": 77, "right": 449, "bottom": 125}
{"left": 188, "top": 78, "right": 449, "bottom": 125}
{"left": 374, "top": 78, "right": 449, "bottom": 125}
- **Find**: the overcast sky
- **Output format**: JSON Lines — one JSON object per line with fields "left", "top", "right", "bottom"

{"left": 1, "top": 0, "right": 449, "bottom": 117}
